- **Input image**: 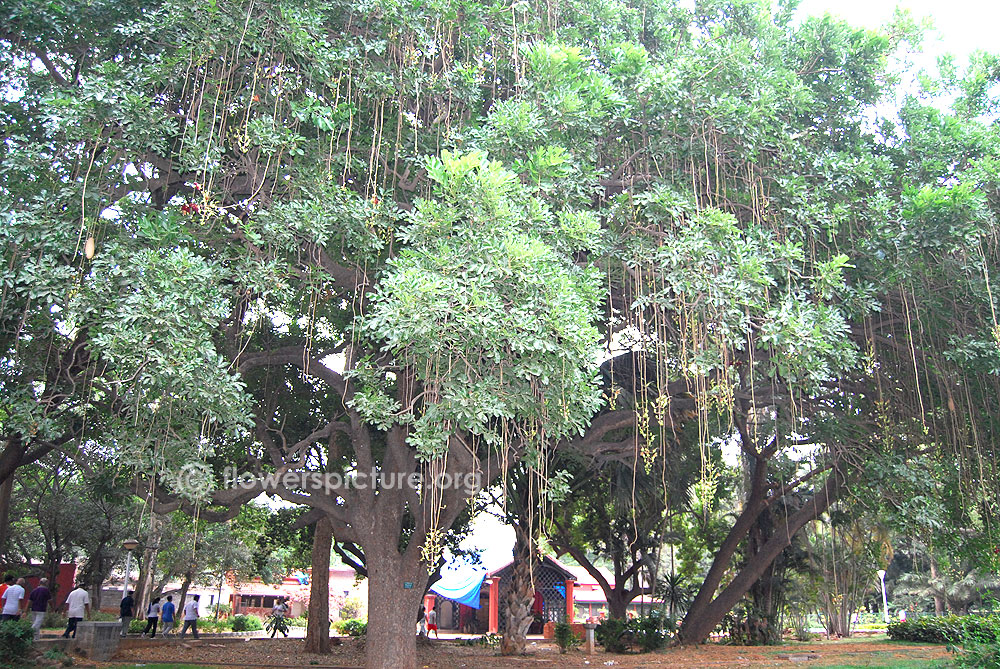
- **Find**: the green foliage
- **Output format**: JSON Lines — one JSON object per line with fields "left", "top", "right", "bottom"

{"left": 0, "top": 619, "right": 33, "bottom": 665}
{"left": 477, "top": 632, "right": 501, "bottom": 649}
{"left": 553, "top": 621, "right": 582, "bottom": 653}
{"left": 888, "top": 614, "right": 1000, "bottom": 644}
{"left": 333, "top": 618, "right": 367, "bottom": 637}
{"left": 951, "top": 637, "right": 1000, "bottom": 669}
{"left": 596, "top": 612, "right": 667, "bottom": 654}
{"left": 230, "top": 614, "right": 263, "bottom": 632}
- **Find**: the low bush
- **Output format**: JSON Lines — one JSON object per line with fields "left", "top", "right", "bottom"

{"left": 197, "top": 617, "right": 233, "bottom": 633}
{"left": 888, "top": 614, "right": 1000, "bottom": 644}
{"left": 42, "top": 611, "right": 68, "bottom": 630}
{"left": 333, "top": 618, "right": 367, "bottom": 636}
{"left": 553, "top": 621, "right": 582, "bottom": 653}
{"left": 231, "top": 614, "right": 264, "bottom": 632}
{"left": 477, "top": 632, "right": 501, "bottom": 649}
{"left": 286, "top": 616, "right": 308, "bottom": 627}
{"left": 596, "top": 613, "right": 668, "bottom": 654}
{"left": 0, "top": 619, "right": 34, "bottom": 665}
{"left": 950, "top": 637, "right": 1000, "bottom": 669}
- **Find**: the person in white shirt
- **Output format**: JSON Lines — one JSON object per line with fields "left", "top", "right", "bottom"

{"left": 1, "top": 578, "right": 26, "bottom": 621}
{"left": 62, "top": 583, "right": 91, "bottom": 638}
{"left": 142, "top": 597, "right": 162, "bottom": 637}
{"left": 179, "top": 594, "right": 200, "bottom": 639}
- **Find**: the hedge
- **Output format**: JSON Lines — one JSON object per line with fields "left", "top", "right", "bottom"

{"left": 887, "top": 614, "right": 1000, "bottom": 644}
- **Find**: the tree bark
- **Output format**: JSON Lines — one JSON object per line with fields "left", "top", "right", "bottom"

{"left": 929, "top": 556, "right": 945, "bottom": 616}
{"left": 362, "top": 538, "right": 425, "bottom": 669}
{"left": 177, "top": 569, "right": 194, "bottom": 612}
{"left": 305, "top": 517, "right": 333, "bottom": 653}
{"left": 501, "top": 519, "right": 536, "bottom": 655}
{"left": 0, "top": 476, "right": 13, "bottom": 556}
{"left": 134, "top": 515, "right": 164, "bottom": 616}
{"left": 678, "top": 470, "right": 843, "bottom": 644}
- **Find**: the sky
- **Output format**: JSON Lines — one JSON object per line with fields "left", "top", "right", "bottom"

{"left": 795, "top": 0, "right": 999, "bottom": 63}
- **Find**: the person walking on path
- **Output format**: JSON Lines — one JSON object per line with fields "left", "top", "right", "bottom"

{"left": 27, "top": 578, "right": 51, "bottom": 639}
{"left": 141, "top": 597, "right": 161, "bottom": 637}
{"left": 425, "top": 608, "right": 438, "bottom": 639}
{"left": 62, "top": 583, "right": 90, "bottom": 638}
{"left": 119, "top": 590, "right": 135, "bottom": 637}
{"left": 1, "top": 578, "right": 26, "bottom": 621}
{"left": 179, "top": 595, "right": 200, "bottom": 639}
{"left": 269, "top": 598, "right": 288, "bottom": 638}
{"left": 160, "top": 595, "right": 176, "bottom": 636}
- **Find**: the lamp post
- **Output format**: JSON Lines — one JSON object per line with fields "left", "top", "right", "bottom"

{"left": 877, "top": 569, "right": 889, "bottom": 623}
{"left": 121, "top": 539, "right": 140, "bottom": 601}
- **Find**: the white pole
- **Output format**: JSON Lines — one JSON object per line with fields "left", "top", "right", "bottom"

{"left": 877, "top": 570, "right": 888, "bottom": 623}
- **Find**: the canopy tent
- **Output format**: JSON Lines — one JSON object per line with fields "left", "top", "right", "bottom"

{"left": 429, "top": 566, "right": 487, "bottom": 609}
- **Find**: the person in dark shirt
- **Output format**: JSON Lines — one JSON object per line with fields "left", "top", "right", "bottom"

{"left": 27, "top": 578, "right": 51, "bottom": 639}
{"left": 119, "top": 591, "right": 134, "bottom": 638}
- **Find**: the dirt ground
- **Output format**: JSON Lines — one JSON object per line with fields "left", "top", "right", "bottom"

{"left": 102, "top": 635, "right": 953, "bottom": 668}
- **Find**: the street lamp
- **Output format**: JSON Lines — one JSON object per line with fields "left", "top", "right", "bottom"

{"left": 121, "top": 539, "right": 140, "bottom": 601}
{"left": 876, "top": 569, "right": 889, "bottom": 623}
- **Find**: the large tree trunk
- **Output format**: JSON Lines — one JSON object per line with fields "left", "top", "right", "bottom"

{"left": 501, "top": 514, "right": 537, "bottom": 655}
{"left": 678, "top": 470, "right": 842, "bottom": 645}
{"left": 0, "top": 476, "right": 13, "bottom": 556}
{"left": 305, "top": 517, "right": 333, "bottom": 653}
{"left": 362, "top": 537, "right": 425, "bottom": 669}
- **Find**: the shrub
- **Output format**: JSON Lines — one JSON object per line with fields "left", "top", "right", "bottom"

{"left": 553, "top": 621, "right": 581, "bottom": 653}
{"left": 339, "top": 596, "right": 365, "bottom": 620}
{"left": 595, "top": 613, "right": 668, "bottom": 654}
{"left": 950, "top": 637, "right": 1000, "bottom": 669}
{"left": 231, "top": 614, "right": 264, "bottom": 632}
{"left": 211, "top": 603, "right": 232, "bottom": 617}
{"left": 197, "top": 617, "right": 233, "bottom": 633}
{"left": 0, "top": 619, "right": 34, "bottom": 664}
{"left": 596, "top": 618, "right": 631, "bottom": 653}
{"left": 42, "top": 611, "right": 68, "bottom": 630}
{"left": 888, "top": 614, "right": 1000, "bottom": 645}
{"left": 333, "top": 618, "right": 367, "bottom": 636}
{"left": 477, "top": 632, "right": 501, "bottom": 649}
{"left": 128, "top": 618, "right": 147, "bottom": 633}
{"left": 286, "top": 616, "right": 308, "bottom": 627}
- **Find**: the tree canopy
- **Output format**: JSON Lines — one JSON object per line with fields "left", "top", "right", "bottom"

{"left": 3, "top": 0, "right": 1000, "bottom": 665}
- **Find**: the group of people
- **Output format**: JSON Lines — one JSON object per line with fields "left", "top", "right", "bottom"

{"left": 0, "top": 575, "right": 204, "bottom": 641}
{"left": 0, "top": 574, "right": 53, "bottom": 639}
{"left": 118, "top": 590, "right": 201, "bottom": 639}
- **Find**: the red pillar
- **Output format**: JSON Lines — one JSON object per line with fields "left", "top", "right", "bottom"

{"left": 565, "top": 578, "right": 575, "bottom": 622}
{"left": 423, "top": 593, "right": 436, "bottom": 616}
{"left": 488, "top": 577, "right": 500, "bottom": 633}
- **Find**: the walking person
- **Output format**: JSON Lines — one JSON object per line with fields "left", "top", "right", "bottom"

{"left": 269, "top": 598, "right": 288, "bottom": 638}
{"left": 141, "top": 597, "right": 161, "bottom": 637}
{"left": 425, "top": 607, "right": 438, "bottom": 639}
{"left": 179, "top": 595, "right": 200, "bottom": 639}
{"left": 62, "top": 582, "right": 90, "bottom": 638}
{"left": 160, "top": 595, "right": 175, "bottom": 636}
{"left": 1, "top": 578, "right": 25, "bottom": 621}
{"left": 119, "top": 590, "right": 135, "bottom": 637}
{"left": 27, "top": 578, "right": 52, "bottom": 639}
